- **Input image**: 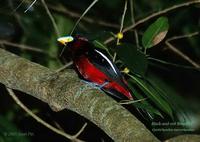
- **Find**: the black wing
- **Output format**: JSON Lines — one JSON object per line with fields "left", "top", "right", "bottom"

{"left": 86, "top": 48, "right": 128, "bottom": 90}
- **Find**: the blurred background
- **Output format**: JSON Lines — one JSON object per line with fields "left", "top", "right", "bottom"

{"left": 0, "top": 0, "right": 200, "bottom": 141}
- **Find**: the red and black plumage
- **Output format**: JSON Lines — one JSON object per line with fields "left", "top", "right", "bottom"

{"left": 58, "top": 35, "right": 133, "bottom": 100}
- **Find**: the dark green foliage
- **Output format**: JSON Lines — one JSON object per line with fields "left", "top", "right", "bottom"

{"left": 115, "top": 43, "right": 148, "bottom": 76}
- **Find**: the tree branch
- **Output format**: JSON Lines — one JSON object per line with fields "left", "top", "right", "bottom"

{"left": 0, "top": 48, "right": 159, "bottom": 142}
{"left": 41, "top": 0, "right": 60, "bottom": 37}
{"left": 104, "top": 0, "right": 200, "bottom": 44}
{"left": 46, "top": 3, "right": 119, "bottom": 29}
{"left": 123, "top": 0, "right": 200, "bottom": 33}
{"left": 0, "top": 40, "right": 46, "bottom": 53}
{"left": 165, "top": 32, "right": 200, "bottom": 68}
{"left": 165, "top": 134, "right": 200, "bottom": 142}
{"left": 129, "top": 0, "right": 140, "bottom": 49}
{"left": 165, "top": 41, "right": 200, "bottom": 68}
{"left": 6, "top": 88, "right": 84, "bottom": 142}
{"left": 22, "top": 0, "right": 119, "bottom": 29}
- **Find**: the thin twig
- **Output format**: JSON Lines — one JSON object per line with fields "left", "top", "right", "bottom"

{"left": 72, "top": 123, "right": 88, "bottom": 139}
{"left": 112, "top": 52, "right": 117, "bottom": 62}
{"left": 24, "top": 0, "right": 37, "bottom": 13}
{"left": 104, "top": 0, "right": 200, "bottom": 44}
{"left": 119, "top": 98, "right": 147, "bottom": 105}
{"left": 119, "top": 0, "right": 127, "bottom": 34}
{"left": 15, "top": 0, "right": 59, "bottom": 37}
{"left": 55, "top": 61, "right": 73, "bottom": 73}
{"left": 113, "top": 0, "right": 127, "bottom": 62}
{"left": 165, "top": 41, "right": 200, "bottom": 68}
{"left": 148, "top": 57, "right": 200, "bottom": 70}
{"left": 41, "top": 0, "right": 60, "bottom": 37}
{"left": 116, "top": 0, "right": 127, "bottom": 45}
{"left": 21, "top": 0, "right": 119, "bottom": 28}
{"left": 129, "top": 0, "right": 140, "bottom": 49}
{"left": 123, "top": 0, "right": 200, "bottom": 33}
{"left": 60, "top": 0, "right": 99, "bottom": 57}
{"left": 70, "top": 0, "right": 99, "bottom": 35}
{"left": 165, "top": 32, "right": 200, "bottom": 68}
{"left": 8, "top": 0, "right": 24, "bottom": 28}
{"left": 49, "top": 3, "right": 119, "bottom": 29}
{"left": 0, "top": 40, "right": 45, "bottom": 53}
{"left": 6, "top": 88, "right": 85, "bottom": 142}
{"left": 12, "top": 0, "right": 26, "bottom": 13}
{"left": 52, "top": 120, "right": 65, "bottom": 131}
{"left": 167, "top": 31, "right": 199, "bottom": 42}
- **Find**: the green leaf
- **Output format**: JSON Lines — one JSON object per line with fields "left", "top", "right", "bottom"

{"left": 142, "top": 17, "right": 169, "bottom": 49}
{"left": 115, "top": 43, "right": 148, "bottom": 76}
{"left": 128, "top": 82, "right": 163, "bottom": 118}
{"left": 146, "top": 72, "right": 190, "bottom": 121}
{"left": 129, "top": 74, "right": 173, "bottom": 118}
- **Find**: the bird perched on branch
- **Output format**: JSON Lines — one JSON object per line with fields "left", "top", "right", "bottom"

{"left": 57, "top": 35, "right": 133, "bottom": 100}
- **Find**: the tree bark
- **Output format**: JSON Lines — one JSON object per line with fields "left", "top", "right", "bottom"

{"left": 0, "top": 48, "right": 159, "bottom": 141}
{"left": 165, "top": 134, "right": 200, "bottom": 142}
{"left": 1, "top": 48, "right": 200, "bottom": 141}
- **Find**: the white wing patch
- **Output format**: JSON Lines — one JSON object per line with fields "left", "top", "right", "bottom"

{"left": 94, "top": 49, "right": 117, "bottom": 74}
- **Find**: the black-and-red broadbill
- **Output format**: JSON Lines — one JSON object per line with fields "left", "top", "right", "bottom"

{"left": 58, "top": 35, "right": 133, "bottom": 100}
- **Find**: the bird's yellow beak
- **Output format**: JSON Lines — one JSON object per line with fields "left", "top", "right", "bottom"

{"left": 57, "top": 36, "right": 74, "bottom": 45}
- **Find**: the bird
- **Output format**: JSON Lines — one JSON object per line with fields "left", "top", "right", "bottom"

{"left": 57, "top": 35, "right": 133, "bottom": 100}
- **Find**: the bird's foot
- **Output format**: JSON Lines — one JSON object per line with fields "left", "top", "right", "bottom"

{"left": 81, "top": 80, "right": 110, "bottom": 90}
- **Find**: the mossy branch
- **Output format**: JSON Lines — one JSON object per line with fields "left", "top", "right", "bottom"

{"left": 0, "top": 48, "right": 159, "bottom": 142}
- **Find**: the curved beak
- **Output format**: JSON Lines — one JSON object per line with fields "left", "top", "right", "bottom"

{"left": 57, "top": 36, "right": 74, "bottom": 46}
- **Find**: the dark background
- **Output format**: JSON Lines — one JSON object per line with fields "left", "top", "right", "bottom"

{"left": 0, "top": 0, "right": 199, "bottom": 141}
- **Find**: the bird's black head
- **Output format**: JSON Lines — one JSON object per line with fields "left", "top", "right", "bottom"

{"left": 57, "top": 35, "right": 90, "bottom": 54}
{"left": 58, "top": 35, "right": 92, "bottom": 60}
